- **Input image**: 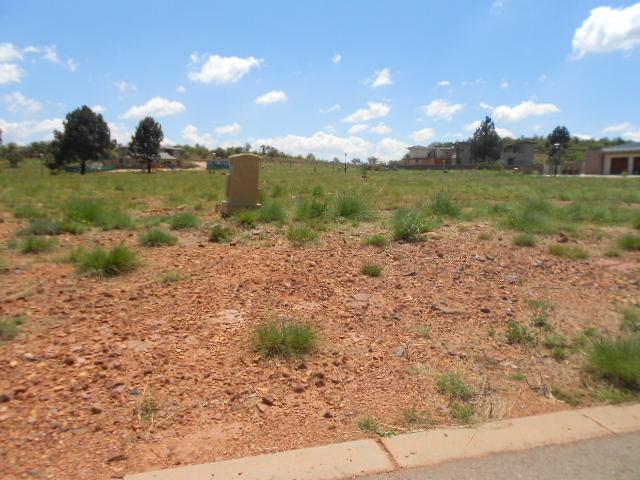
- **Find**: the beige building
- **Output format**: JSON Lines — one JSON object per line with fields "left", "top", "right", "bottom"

{"left": 585, "top": 142, "right": 640, "bottom": 175}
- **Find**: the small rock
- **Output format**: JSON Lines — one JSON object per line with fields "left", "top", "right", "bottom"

{"left": 394, "top": 346, "right": 407, "bottom": 358}
{"left": 23, "top": 353, "right": 37, "bottom": 361}
{"left": 261, "top": 395, "right": 275, "bottom": 406}
{"left": 90, "top": 405, "right": 102, "bottom": 414}
{"left": 130, "top": 387, "right": 141, "bottom": 396}
{"left": 293, "top": 383, "right": 306, "bottom": 393}
{"left": 0, "top": 394, "right": 10, "bottom": 403}
{"left": 106, "top": 454, "right": 128, "bottom": 463}
{"left": 256, "top": 402, "right": 270, "bottom": 414}
{"left": 323, "top": 410, "right": 334, "bottom": 419}
{"left": 64, "top": 357, "right": 75, "bottom": 366}
{"left": 480, "top": 307, "right": 491, "bottom": 314}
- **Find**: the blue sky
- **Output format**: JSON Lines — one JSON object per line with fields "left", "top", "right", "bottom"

{"left": 1, "top": 0, "right": 639, "bottom": 160}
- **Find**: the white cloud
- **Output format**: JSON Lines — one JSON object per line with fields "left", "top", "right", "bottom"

{"left": 464, "top": 120, "right": 515, "bottom": 139}
{"left": 603, "top": 122, "right": 640, "bottom": 141}
{"left": 575, "top": 133, "right": 594, "bottom": 140}
{"left": 255, "top": 90, "right": 288, "bottom": 105}
{"left": 342, "top": 101, "right": 390, "bottom": 123}
{"left": 371, "top": 68, "right": 393, "bottom": 88}
{"left": 461, "top": 78, "right": 485, "bottom": 86}
{"left": 188, "top": 54, "right": 263, "bottom": 85}
{"left": 422, "top": 99, "right": 464, "bottom": 121}
{"left": 254, "top": 130, "right": 372, "bottom": 160}
{"left": 121, "top": 97, "right": 186, "bottom": 120}
{"left": 215, "top": 122, "right": 241, "bottom": 135}
{"left": 177, "top": 85, "right": 186, "bottom": 93}
{"left": 319, "top": 104, "right": 341, "bottom": 114}
{"left": 42, "top": 45, "right": 60, "bottom": 63}
{"left": 500, "top": 81, "right": 510, "bottom": 89}
{"left": 108, "top": 122, "right": 132, "bottom": 144}
{"left": 182, "top": 124, "right": 215, "bottom": 147}
{"left": 91, "top": 104, "right": 106, "bottom": 114}
{"left": 332, "top": 53, "right": 342, "bottom": 64}
{"left": 0, "top": 117, "right": 62, "bottom": 144}
{"left": 161, "top": 137, "right": 177, "bottom": 147}
{"left": 0, "top": 43, "right": 23, "bottom": 62}
{"left": 348, "top": 124, "right": 369, "bottom": 134}
{"left": 492, "top": 100, "right": 560, "bottom": 122}
{"left": 491, "top": 0, "right": 511, "bottom": 13}
{"left": 2, "top": 92, "right": 42, "bottom": 114}
{"left": 437, "top": 80, "right": 451, "bottom": 87}
{"left": 114, "top": 81, "right": 136, "bottom": 93}
{"left": 479, "top": 102, "right": 493, "bottom": 110}
{"left": 373, "top": 137, "right": 409, "bottom": 160}
{"left": 572, "top": 3, "right": 640, "bottom": 58}
{"left": 603, "top": 122, "right": 633, "bottom": 133}
{"left": 369, "top": 123, "right": 392, "bottom": 134}
{"left": 539, "top": 74, "right": 548, "bottom": 82}
{"left": 67, "top": 58, "right": 78, "bottom": 72}
{"left": 0, "top": 63, "right": 24, "bottom": 85}
{"left": 411, "top": 127, "right": 437, "bottom": 143}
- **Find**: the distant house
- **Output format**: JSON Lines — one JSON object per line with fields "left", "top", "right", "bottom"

{"left": 585, "top": 142, "right": 640, "bottom": 175}
{"left": 107, "top": 145, "right": 185, "bottom": 169}
{"left": 402, "top": 146, "right": 456, "bottom": 167}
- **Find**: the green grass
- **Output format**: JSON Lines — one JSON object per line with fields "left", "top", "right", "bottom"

{"left": 361, "top": 262, "right": 382, "bottom": 277}
{"left": 253, "top": 321, "right": 317, "bottom": 357}
{"left": 450, "top": 402, "right": 474, "bottom": 424}
{"left": 64, "top": 198, "right": 134, "bottom": 230}
{"left": 509, "top": 372, "right": 527, "bottom": 382}
{"left": 334, "top": 190, "right": 373, "bottom": 220}
{"left": 158, "top": 270, "right": 186, "bottom": 284}
{"left": 604, "top": 248, "right": 622, "bottom": 258}
{"left": 531, "top": 313, "right": 551, "bottom": 331}
{"left": 428, "top": 191, "right": 462, "bottom": 218}
{"left": 13, "top": 204, "right": 47, "bottom": 219}
{"left": 588, "top": 336, "right": 640, "bottom": 390}
{"left": 208, "top": 224, "right": 233, "bottom": 242}
{"left": 0, "top": 315, "right": 24, "bottom": 341}
{"left": 506, "top": 320, "right": 536, "bottom": 345}
{"left": 168, "top": 212, "right": 200, "bottom": 230}
{"left": 295, "top": 197, "right": 328, "bottom": 221}
{"left": 20, "top": 236, "right": 57, "bottom": 254}
{"left": 402, "top": 406, "right": 434, "bottom": 428}
{"left": 478, "top": 232, "right": 492, "bottom": 241}
{"left": 22, "top": 218, "right": 86, "bottom": 236}
{"left": 139, "top": 229, "right": 177, "bottom": 247}
{"left": 364, "top": 234, "right": 388, "bottom": 247}
{"left": 503, "top": 198, "right": 556, "bottom": 234}
{"left": 257, "top": 202, "right": 286, "bottom": 223}
{"left": 393, "top": 208, "right": 436, "bottom": 242}
{"left": 139, "top": 395, "right": 159, "bottom": 422}
{"left": 621, "top": 307, "right": 640, "bottom": 334}
{"left": 75, "top": 245, "right": 139, "bottom": 277}
{"left": 287, "top": 223, "right": 318, "bottom": 245}
{"left": 357, "top": 415, "right": 395, "bottom": 437}
{"left": 548, "top": 244, "right": 589, "bottom": 259}
{"left": 437, "top": 372, "right": 475, "bottom": 400}
{"left": 618, "top": 234, "right": 640, "bottom": 251}
{"left": 235, "top": 209, "right": 258, "bottom": 228}
{"left": 513, "top": 233, "right": 537, "bottom": 247}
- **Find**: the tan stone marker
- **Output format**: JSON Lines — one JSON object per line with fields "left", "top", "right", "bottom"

{"left": 221, "top": 153, "right": 261, "bottom": 216}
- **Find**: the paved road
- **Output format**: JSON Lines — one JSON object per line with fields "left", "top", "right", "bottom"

{"left": 363, "top": 433, "right": 640, "bottom": 480}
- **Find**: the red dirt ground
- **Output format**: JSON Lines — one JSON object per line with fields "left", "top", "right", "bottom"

{"left": 0, "top": 220, "right": 638, "bottom": 479}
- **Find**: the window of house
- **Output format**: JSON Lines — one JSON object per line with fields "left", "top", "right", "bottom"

{"left": 507, "top": 157, "right": 515, "bottom": 165}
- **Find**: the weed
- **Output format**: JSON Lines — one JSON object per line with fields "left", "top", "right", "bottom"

{"left": 552, "top": 388, "right": 586, "bottom": 406}
{"left": 526, "top": 299, "right": 553, "bottom": 312}
{"left": 64, "top": 198, "right": 134, "bottom": 230}
{"left": 450, "top": 402, "right": 474, "bottom": 423}
{"left": 364, "top": 234, "right": 388, "bottom": 247}
{"left": 621, "top": 307, "right": 640, "bottom": 333}
{"left": 416, "top": 325, "right": 431, "bottom": 339}
{"left": 295, "top": 198, "right": 327, "bottom": 221}
{"left": 604, "top": 248, "right": 622, "bottom": 258}
{"left": 76, "top": 245, "right": 139, "bottom": 277}
{"left": 552, "top": 347, "right": 570, "bottom": 361}
{"left": 588, "top": 336, "right": 640, "bottom": 390}
{"left": 158, "top": 270, "right": 185, "bottom": 284}
{"left": 437, "top": 372, "right": 474, "bottom": 400}
{"left": 20, "top": 236, "right": 56, "bottom": 254}
{"left": 513, "top": 233, "right": 537, "bottom": 247}
{"left": 544, "top": 334, "right": 570, "bottom": 349}
{"left": 428, "top": 191, "right": 462, "bottom": 218}
{"left": 488, "top": 326, "right": 496, "bottom": 337}
{"left": 506, "top": 321, "right": 535, "bottom": 345}
{"left": 402, "top": 406, "right": 434, "bottom": 428}
{"left": 235, "top": 209, "right": 258, "bottom": 228}
{"left": 503, "top": 199, "right": 555, "bottom": 234}
{"left": 334, "top": 190, "right": 373, "bottom": 220}
{"left": 168, "top": 212, "right": 200, "bottom": 230}
{"left": 13, "top": 204, "right": 47, "bottom": 219}
{"left": 548, "top": 244, "right": 589, "bottom": 259}
{"left": 0, "top": 316, "right": 24, "bottom": 341}
{"left": 287, "top": 224, "right": 318, "bottom": 245}
{"left": 139, "top": 395, "right": 159, "bottom": 422}
{"left": 253, "top": 321, "right": 317, "bottom": 357}
{"left": 532, "top": 313, "right": 552, "bottom": 331}
{"left": 618, "top": 234, "right": 640, "bottom": 251}
{"left": 361, "top": 262, "right": 382, "bottom": 277}
{"left": 509, "top": 372, "right": 526, "bottom": 382}
{"left": 139, "top": 229, "right": 177, "bottom": 247}
{"left": 257, "top": 203, "right": 286, "bottom": 223}
{"left": 393, "top": 208, "right": 435, "bottom": 242}
{"left": 357, "top": 416, "right": 394, "bottom": 437}
{"left": 478, "top": 232, "right": 492, "bottom": 241}
{"left": 208, "top": 224, "right": 233, "bottom": 242}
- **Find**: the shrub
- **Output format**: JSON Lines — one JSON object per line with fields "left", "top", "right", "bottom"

{"left": 295, "top": 198, "right": 328, "bottom": 221}
{"left": 429, "top": 191, "right": 462, "bottom": 218}
{"left": 20, "top": 236, "right": 56, "bottom": 254}
{"left": 513, "top": 233, "right": 536, "bottom": 247}
{"left": 361, "top": 262, "right": 382, "bottom": 277}
{"left": 506, "top": 320, "right": 535, "bottom": 345}
{"left": 549, "top": 244, "right": 589, "bottom": 259}
{"left": 139, "top": 229, "right": 177, "bottom": 247}
{"left": 235, "top": 209, "right": 258, "bottom": 228}
{"left": 168, "top": 212, "right": 200, "bottom": 230}
{"left": 364, "top": 234, "right": 388, "bottom": 247}
{"left": 287, "top": 224, "right": 318, "bottom": 245}
{"left": 257, "top": 203, "right": 286, "bottom": 223}
{"left": 0, "top": 316, "right": 24, "bottom": 341}
{"left": 436, "top": 372, "right": 474, "bottom": 400}
{"left": 13, "top": 204, "right": 47, "bottom": 220}
{"left": 450, "top": 402, "right": 474, "bottom": 423}
{"left": 76, "top": 245, "right": 139, "bottom": 277}
{"left": 588, "top": 336, "right": 640, "bottom": 390}
{"left": 209, "top": 224, "right": 233, "bottom": 242}
{"left": 621, "top": 307, "right": 640, "bottom": 334}
{"left": 139, "top": 395, "right": 159, "bottom": 422}
{"left": 334, "top": 190, "right": 373, "bottom": 220}
{"left": 393, "top": 208, "right": 435, "bottom": 242}
{"left": 253, "top": 321, "right": 317, "bottom": 357}
{"left": 64, "top": 198, "right": 134, "bottom": 230}
{"left": 618, "top": 234, "right": 640, "bottom": 251}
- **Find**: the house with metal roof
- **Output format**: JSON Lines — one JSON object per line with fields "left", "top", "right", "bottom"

{"left": 585, "top": 142, "right": 640, "bottom": 175}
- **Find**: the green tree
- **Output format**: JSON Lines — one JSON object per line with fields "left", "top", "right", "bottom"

{"left": 2, "top": 142, "right": 22, "bottom": 167}
{"left": 50, "top": 106, "right": 112, "bottom": 174}
{"left": 548, "top": 126, "right": 571, "bottom": 174}
{"left": 130, "top": 117, "right": 164, "bottom": 174}
{"left": 470, "top": 116, "right": 502, "bottom": 163}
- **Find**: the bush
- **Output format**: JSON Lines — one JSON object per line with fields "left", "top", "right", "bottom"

{"left": 254, "top": 321, "right": 317, "bottom": 357}
{"left": 437, "top": 372, "right": 474, "bottom": 400}
{"left": 168, "top": 212, "right": 200, "bottom": 230}
{"left": 428, "top": 191, "right": 462, "bottom": 218}
{"left": 295, "top": 198, "right": 328, "bottom": 221}
{"left": 287, "top": 224, "right": 318, "bottom": 245}
{"left": 0, "top": 316, "right": 24, "bottom": 341}
{"left": 393, "top": 208, "right": 435, "bottom": 242}
{"left": 257, "top": 203, "right": 286, "bottom": 223}
{"left": 364, "top": 234, "right": 388, "bottom": 247}
{"left": 13, "top": 204, "right": 47, "bottom": 220}
{"left": 548, "top": 244, "right": 589, "bottom": 259}
{"left": 506, "top": 320, "right": 535, "bottom": 345}
{"left": 139, "top": 229, "right": 177, "bottom": 247}
{"left": 450, "top": 402, "right": 474, "bottom": 423}
{"left": 64, "top": 198, "right": 134, "bottom": 230}
{"left": 209, "top": 224, "right": 233, "bottom": 242}
{"left": 588, "top": 336, "right": 640, "bottom": 390}
{"left": 334, "top": 190, "right": 374, "bottom": 220}
{"left": 618, "top": 234, "right": 640, "bottom": 251}
{"left": 20, "top": 236, "right": 56, "bottom": 254}
{"left": 235, "top": 209, "right": 258, "bottom": 228}
{"left": 76, "top": 245, "right": 139, "bottom": 277}
{"left": 513, "top": 233, "right": 536, "bottom": 247}
{"left": 361, "top": 262, "right": 382, "bottom": 277}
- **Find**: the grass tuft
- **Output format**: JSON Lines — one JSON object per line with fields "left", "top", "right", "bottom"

{"left": 360, "top": 262, "right": 383, "bottom": 277}
{"left": 254, "top": 321, "right": 317, "bottom": 357}
{"left": 506, "top": 320, "right": 535, "bottom": 345}
{"left": 428, "top": 191, "right": 462, "bottom": 218}
{"left": 334, "top": 190, "right": 374, "bottom": 220}
{"left": 287, "top": 223, "right": 318, "bottom": 245}
{"left": 588, "top": 336, "right": 640, "bottom": 390}
{"left": 235, "top": 209, "right": 258, "bottom": 228}
{"left": 513, "top": 233, "right": 537, "bottom": 247}
{"left": 618, "top": 234, "right": 640, "bottom": 251}
{"left": 548, "top": 244, "right": 589, "bottom": 259}
{"left": 621, "top": 307, "right": 640, "bottom": 334}
{"left": 208, "top": 224, "right": 233, "bottom": 242}
{"left": 393, "top": 208, "right": 436, "bottom": 242}
{"left": 20, "top": 236, "right": 56, "bottom": 254}
{"left": 76, "top": 245, "right": 139, "bottom": 277}
{"left": 295, "top": 198, "right": 328, "bottom": 221}
{"left": 450, "top": 402, "right": 474, "bottom": 424}
{"left": 437, "top": 372, "right": 474, "bottom": 400}
{"left": 0, "top": 316, "right": 24, "bottom": 341}
{"left": 64, "top": 198, "right": 134, "bottom": 230}
{"left": 139, "top": 229, "right": 177, "bottom": 247}
{"left": 257, "top": 203, "right": 286, "bottom": 223}
{"left": 402, "top": 406, "right": 434, "bottom": 428}
{"left": 13, "top": 204, "right": 47, "bottom": 220}
{"left": 364, "top": 234, "right": 388, "bottom": 247}
{"left": 168, "top": 212, "right": 200, "bottom": 230}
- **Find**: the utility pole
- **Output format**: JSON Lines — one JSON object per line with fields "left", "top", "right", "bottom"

{"left": 344, "top": 152, "right": 347, "bottom": 174}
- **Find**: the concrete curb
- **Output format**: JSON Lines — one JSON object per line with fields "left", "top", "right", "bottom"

{"left": 125, "top": 404, "right": 640, "bottom": 480}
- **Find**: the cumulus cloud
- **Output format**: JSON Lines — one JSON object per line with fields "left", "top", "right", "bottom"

{"left": 188, "top": 54, "right": 263, "bottom": 85}
{"left": 373, "top": 137, "right": 409, "bottom": 160}
{"left": 603, "top": 122, "right": 633, "bottom": 133}
{"left": 348, "top": 124, "right": 369, "bottom": 134}
{"left": 422, "top": 99, "right": 464, "bottom": 121}
{"left": 0, "top": 43, "right": 23, "bottom": 62}
{"left": 603, "top": 122, "right": 640, "bottom": 141}
{"left": 492, "top": 100, "right": 560, "bottom": 122}
{"left": 371, "top": 68, "right": 393, "bottom": 87}
{"left": 120, "top": 97, "right": 186, "bottom": 120}
{"left": 332, "top": 53, "right": 342, "bottom": 64}
{"left": 91, "top": 105, "right": 106, "bottom": 114}
{"left": 464, "top": 120, "right": 515, "bottom": 138}
{"left": 411, "top": 127, "right": 437, "bottom": 143}
{"left": 500, "top": 81, "right": 510, "bottom": 89}
{"left": 67, "top": 58, "right": 78, "bottom": 72}
{"left": 437, "top": 80, "right": 451, "bottom": 87}
{"left": 215, "top": 122, "right": 241, "bottom": 135}
{"left": 319, "top": 104, "right": 341, "bottom": 114}
{"left": 41, "top": 45, "right": 60, "bottom": 63}
{"left": 255, "top": 90, "right": 288, "bottom": 105}
{"left": 491, "top": 0, "right": 511, "bottom": 13}
{"left": 0, "top": 117, "right": 62, "bottom": 144}
{"left": 369, "top": 123, "right": 392, "bottom": 134}
{"left": 0, "top": 63, "right": 24, "bottom": 85}
{"left": 2, "top": 92, "right": 42, "bottom": 114}
{"left": 182, "top": 124, "right": 215, "bottom": 147}
{"left": 575, "top": 133, "right": 594, "bottom": 140}
{"left": 342, "top": 102, "right": 390, "bottom": 123}
{"left": 114, "top": 81, "right": 136, "bottom": 93}
{"left": 108, "top": 122, "right": 132, "bottom": 144}
{"left": 177, "top": 85, "right": 186, "bottom": 93}
{"left": 572, "top": 3, "right": 640, "bottom": 58}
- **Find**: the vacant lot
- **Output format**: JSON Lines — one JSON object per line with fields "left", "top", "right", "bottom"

{"left": 1, "top": 161, "right": 639, "bottom": 479}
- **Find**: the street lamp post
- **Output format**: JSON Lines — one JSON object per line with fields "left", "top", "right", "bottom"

{"left": 344, "top": 152, "right": 347, "bottom": 174}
